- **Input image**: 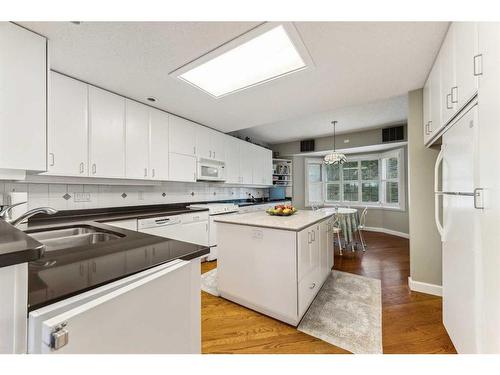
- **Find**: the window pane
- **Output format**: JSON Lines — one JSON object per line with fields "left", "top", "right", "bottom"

{"left": 326, "top": 183, "right": 340, "bottom": 201}
{"left": 386, "top": 182, "right": 399, "bottom": 203}
{"left": 342, "top": 161, "right": 359, "bottom": 180}
{"left": 309, "top": 183, "right": 323, "bottom": 203}
{"left": 386, "top": 157, "right": 398, "bottom": 179}
{"left": 343, "top": 182, "right": 359, "bottom": 201}
{"left": 325, "top": 164, "right": 340, "bottom": 182}
{"left": 361, "top": 160, "right": 379, "bottom": 180}
{"left": 362, "top": 182, "right": 379, "bottom": 202}
{"left": 308, "top": 164, "right": 322, "bottom": 183}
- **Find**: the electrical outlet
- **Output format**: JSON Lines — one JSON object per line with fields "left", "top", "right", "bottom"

{"left": 74, "top": 192, "right": 91, "bottom": 203}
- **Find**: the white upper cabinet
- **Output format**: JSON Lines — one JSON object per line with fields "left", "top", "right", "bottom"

{"left": 89, "top": 87, "right": 126, "bottom": 178}
{"left": 195, "top": 126, "right": 226, "bottom": 161}
{"left": 149, "top": 108, "right": 169, "bottom": 180}
{"left": 251, "top": 146, "right": 273, "bottom": 186}
{"left": 125, "top": 100, "right": 150, "bottom": 179}
{"left": 47, "top": 72, "right": 88, "bottom": 176}
{"left": 169, "top": 152, "right": 196, "bottom": 182}
{"left": 439, "top": 27, "right": 456, "bottom": 125}
{"left": 454, "top": 22, "right": 479, "bottom": 109}
{"left": 169, "top": 115, "right": 197, "bottom": 156}
{"left": 239, "top": 140, "right": 254, "bottom": 185}
{"left": 224, "top": 136, "right": 241, "bottom": 184}
{"left": 0, "top": 22, "right": 47, "bottom": 171}
{"left": 423, "top": 22, "right": 479, "bottom": 146}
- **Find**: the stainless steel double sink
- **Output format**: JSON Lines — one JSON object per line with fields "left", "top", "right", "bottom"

{"left": 26, "top": 226, "right": 124, "bottom": 252}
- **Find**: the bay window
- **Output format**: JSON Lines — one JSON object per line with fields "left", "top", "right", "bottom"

{"left": 305, "top": 148, "right": 405, "bottom": 210}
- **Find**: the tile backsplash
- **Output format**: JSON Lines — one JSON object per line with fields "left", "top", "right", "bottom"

{"left": 0, "top": 181, "right": 269, "bottom": 211}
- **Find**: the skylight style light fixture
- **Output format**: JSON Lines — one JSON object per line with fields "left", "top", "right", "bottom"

{"left": 171, "top": 23, "right": 313, "bottom": 98}
{"left": 324, "top": 121, "right": 347, "bottom": 165}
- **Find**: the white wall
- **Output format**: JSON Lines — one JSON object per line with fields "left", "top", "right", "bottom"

{"left": 0, "top": 181, "right": 269, "bottom": 211}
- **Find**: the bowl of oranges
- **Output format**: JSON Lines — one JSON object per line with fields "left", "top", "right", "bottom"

{"left": 266, "top": 204, "right": 298, "bottom": 216}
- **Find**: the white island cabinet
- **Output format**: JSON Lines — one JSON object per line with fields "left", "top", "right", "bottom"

{"left": 215, "top": 210, "right": 335, "bottom": 326}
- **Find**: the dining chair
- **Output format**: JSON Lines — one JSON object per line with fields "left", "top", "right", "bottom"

{"left": 357, "top": 206, "right": 368, "bottom": 251}
{"left": 329, "top": 214, "right": 344, "bottom": 256}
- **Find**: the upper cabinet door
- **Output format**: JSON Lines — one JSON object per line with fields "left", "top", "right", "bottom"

{"left": 239, "top": 141, "right": 254, "bottom": 185}
{"left": 440, "top": 27, "right": 456, "bottom": 125}
{"left": 195, "top": 126, "right": 212, "bottom": 159}
{"left": 211, "top": 131, "right": 226, "bottom": 162}
{"left": 89, "top": 87, "right": 126, "bottom": 178}
{"left": 224, "top": 137, "right": 240, "bottom": 184}
{"left": 263, "top": 148, "right": 273, "bottom": 185}
{"left": 454, "top": 22, "right": 479, "bottom": 110}
{"left": 149, "top": 108, "right": 169, "bottom": 180}
{"left": 169, "top": 115, "right": 196, "bottom": 156}
{"left": 0, "top": 23, "right": 47, "bottom": 171}
{"left": 47, "top": 72, "right": 88, "bottom": 176}
{"left": 429, "top": 58, "right": 442, "bottom": 137}
{"left": 423, "top": 73, "right": 432, "bottom": 144}
{"left": 125, "top": 100, "right": 150, "bottom": 179}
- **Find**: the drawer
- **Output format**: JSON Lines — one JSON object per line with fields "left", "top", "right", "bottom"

{"left": 181, "top": 211, "right": 208, "bottom": 224}
{"left": 298, "top": 268, "right": 321, "bottom": 318}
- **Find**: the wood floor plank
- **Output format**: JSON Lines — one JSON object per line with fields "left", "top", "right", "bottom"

{"left": 201, "top": 231, "right": 456, "bottom": 354}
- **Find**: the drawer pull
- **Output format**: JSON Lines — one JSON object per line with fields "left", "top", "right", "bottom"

{"left": 309, "top": 282, "right": 316, "bottom": 289}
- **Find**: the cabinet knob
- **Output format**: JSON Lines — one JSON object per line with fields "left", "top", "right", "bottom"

{"left": 49, "top": 153, "right": 55, "bottom": 167}
{"left": 92, "top": 164, "right": 96, "bottom": 174}
{"left": 144, "top": 168, "right": 148, "bottom": 177}
{"left": 152, "top": 168, "right": 155, "bottom": 178}
{"left": 309, "top": 283, "right": 316, "bottom": 289}
{"left": 79, "top": 162, "right": 84, "bottom": 174}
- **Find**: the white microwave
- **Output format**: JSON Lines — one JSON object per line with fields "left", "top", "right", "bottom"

{"left": 196, "top": 158, "right": 226, "bottom": 181}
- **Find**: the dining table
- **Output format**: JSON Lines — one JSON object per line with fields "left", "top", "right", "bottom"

{"left": 320, "top": 207, "right": 360, "bottom": 248}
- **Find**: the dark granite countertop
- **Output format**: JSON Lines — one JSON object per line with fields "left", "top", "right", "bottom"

{"left": 0, "top": 220, "right": 44, "bottom": 268}
{"left": 27, "top": 221, "right": 209, "bottom": 311}
{"left": 27, "top": 203, "right": 209, "bottom": 228}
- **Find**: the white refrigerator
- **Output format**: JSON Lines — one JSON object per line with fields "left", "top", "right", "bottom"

{"left": 435, "top": 104, "right": 482, "bottom": 353}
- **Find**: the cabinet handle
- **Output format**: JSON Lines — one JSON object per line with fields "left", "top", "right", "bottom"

{"left": 429, "top": 121, "right": 433, "bottom": 133}
{"left": 79, "top": 263, "right": 84, "bottom": 276}
{"left": 152, "top": 168, "right": 155, "bottom": 178}
{"left": 474, "top": 54, "right": 483, "bottom": 76}
{"left": 312, "top": 230, "right": 316, "bottom": 241}
{"left": 308, "top": 231, "right": 312, "bottom": 244}
{"left": 194, "top": 172, "right": 196, "bottom": 181}
{"left": 193, "top": 146, "right": 196, "bottom": 155}
{"left": 446, "top": 93, "right": 452, "bottom": 109}
{"left": 92, "top": 261, "right": 96, "bottom": 273}
{"left": 213, "top": 151, "right": 215, "bottom": 159}
{"left": 79, "top": 162, "right": 84, "bottom": 174}
{"left": 144, "top": 168, "right": 148, "bottom": 177}
{"left": 309, "top": 283, "right": 316, "bottom": 290}
{"left": 451, "top": 86, "right": 458, "bottom": 103}
{"left": 424, "top": 122, "right": 429, "bottom": 135}
{"left": 209, "top": 150, "right": 212, "bottom": 158}
{"left": 49, "top": 153, "right": 55, "bottom": 166}
{"left": 92, "top": 164, "right": 96, "bottom": 174}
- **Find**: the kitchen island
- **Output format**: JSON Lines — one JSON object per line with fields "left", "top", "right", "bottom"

{"left": 215, "top": 210, "right": 336, "bottom": 326}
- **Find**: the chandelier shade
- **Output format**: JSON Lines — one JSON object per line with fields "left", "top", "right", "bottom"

{"left": 323, "top": 120, "right": 347, "bottom": 165}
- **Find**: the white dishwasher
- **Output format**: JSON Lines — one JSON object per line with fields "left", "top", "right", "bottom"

{"left": 138, "top": 211, "right": 209, "bottom": 246}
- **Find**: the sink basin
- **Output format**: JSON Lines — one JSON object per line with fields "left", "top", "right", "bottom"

{"left": 26, "top": 226, "right": 124, "bottom": 252}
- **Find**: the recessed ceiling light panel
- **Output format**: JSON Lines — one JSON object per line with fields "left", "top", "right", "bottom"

{"left": 171, "top": 23, "right": 313, "bottom": 98}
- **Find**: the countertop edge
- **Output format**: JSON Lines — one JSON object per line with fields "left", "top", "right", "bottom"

{"left": 214, "top": 214, "right": 334, "bottom": 232}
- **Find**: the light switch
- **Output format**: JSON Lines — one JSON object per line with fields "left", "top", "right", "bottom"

{"left": 74, "top": 192, "right": 91, "bottom": 202}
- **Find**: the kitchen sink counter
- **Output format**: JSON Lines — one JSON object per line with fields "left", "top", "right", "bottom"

{"left": 0, "top": 220, "right": 44, "bottom": 268}
{"left": 27, "top": 221, "right": 209, "bottom": 311}
{"left": 214, "top": 209, "right": 335, "bottom": 232}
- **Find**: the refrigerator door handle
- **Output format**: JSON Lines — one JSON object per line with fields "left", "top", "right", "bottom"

{"left": 474, "top": 188, "right": 484, "bottom": 209}
{"left": 434, "top": 148, "right": 444, "bottom": 240}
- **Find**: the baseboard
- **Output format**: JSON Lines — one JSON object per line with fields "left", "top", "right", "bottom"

{"left": 408, "top": 277, "right": 442, "bottom": 296}
{"left": 363, "top": 226, "right": 409, "bottom": 239}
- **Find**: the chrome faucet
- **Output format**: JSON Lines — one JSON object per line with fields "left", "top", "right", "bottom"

{"left": 0, "top": 202, "right": 58, "bottom": 227}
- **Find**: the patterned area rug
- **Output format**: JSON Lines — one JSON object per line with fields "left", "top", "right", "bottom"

{"left": 298, "top": 270, "right": 382, "bottom": 354}
{"left": 201, "top": 268, "right": 382, "bottom": 354}
{"left": 201, "top": 268, "right": 219, "bottom": 297}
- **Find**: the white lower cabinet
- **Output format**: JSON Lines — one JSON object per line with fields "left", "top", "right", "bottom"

{"left": 28, "top": 259, "right": 201, "bottom": 354}
{"left": 218, "top": 217, "right": 334, "bottom": 326}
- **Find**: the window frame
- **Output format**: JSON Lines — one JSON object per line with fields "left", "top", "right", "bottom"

{"left": 304, "top": 148, "right": 406, "bottom": 211}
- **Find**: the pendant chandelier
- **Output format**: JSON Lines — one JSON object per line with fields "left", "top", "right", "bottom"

{"left": 324, "top": 120, "right": 347, "bottom": 165}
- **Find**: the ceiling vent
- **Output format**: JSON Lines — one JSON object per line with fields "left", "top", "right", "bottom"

{"left": 300, "top": 139, "right": 315, "bottom": 152}
{"left": 382, "top": 125, "right": 405, "bottom": 143}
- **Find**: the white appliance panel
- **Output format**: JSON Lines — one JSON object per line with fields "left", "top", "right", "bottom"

{"left": 442, "top": 105, "right": 480, "bottom": 353}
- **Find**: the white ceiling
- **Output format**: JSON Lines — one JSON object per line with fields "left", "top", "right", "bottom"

{"left": 235, "top": 94, "right": 408, "bottom": 144}
{"left": 20, "top": 21, "right": 448, "bottom": 138}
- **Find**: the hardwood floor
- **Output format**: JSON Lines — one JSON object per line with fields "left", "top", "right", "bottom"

{"left": 201, "top": 231, "right": 456, "bottom": 354}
